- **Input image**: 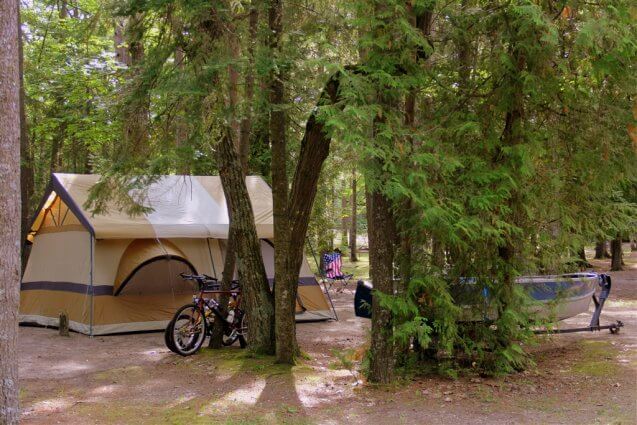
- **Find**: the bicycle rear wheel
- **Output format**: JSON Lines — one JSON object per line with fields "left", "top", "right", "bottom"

{"left": 164, "top": 316, "right": 177, "bottom": 353}
{"left": 168, "top": 303, "right": 207, "bottom": 356}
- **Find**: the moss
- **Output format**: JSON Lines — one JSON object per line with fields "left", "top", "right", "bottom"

{"left": 570, "top": 340, "right": 621, "bottom": 377}
{"left": 516, "top": 396, "right": 565, "bottom": 413}
{"left": 94, "top": 365, "right": 145, "bottom": 381}
{"left": 472, "top": 386, "right": 496, "bottom": 403}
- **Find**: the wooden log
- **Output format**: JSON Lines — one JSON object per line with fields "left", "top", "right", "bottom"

{"left": 59, "top": 312, "right": 69, "bottom": 337}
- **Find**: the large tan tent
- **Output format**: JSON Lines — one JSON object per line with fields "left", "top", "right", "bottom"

{"left": 20, "top": 173, "right": 335, "bottom": 335}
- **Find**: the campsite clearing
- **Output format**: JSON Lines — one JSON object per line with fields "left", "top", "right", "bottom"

{"left": 18, "top": 249, "right": 637, "bottom": 424}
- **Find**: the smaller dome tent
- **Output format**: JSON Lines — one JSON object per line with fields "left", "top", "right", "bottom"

{"left": 20, "top": 173, "right": 335, "bottom": 335}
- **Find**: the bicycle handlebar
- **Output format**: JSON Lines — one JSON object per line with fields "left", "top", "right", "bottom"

{"left": 179, "top": 273, "right": 240, "bottom": 291}
{"left": 179, "top": 272, "right": 218, "bottom": 282}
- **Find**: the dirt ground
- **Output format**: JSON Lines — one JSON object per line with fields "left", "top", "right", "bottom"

{"left": 18, "top": 247, "right": 637, "bottom": 424}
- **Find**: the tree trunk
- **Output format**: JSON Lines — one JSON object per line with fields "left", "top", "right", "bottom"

{"left": 120, "top": 13, "right": 148, "bottom": 159}
{"left": 210, "top": 6, "right": 256, "bottom": 348}
{"left": 340, "top": 191, "right": 348, "bottom": 247}
{"left": 577, "top": 247, "right": 592, "bottom": 269}
{"left": 497, "top": 37, "right": 526, "bottom": 312}
{"left": 217, "top": 130, "right": 275, "bottom": 354}
{"left": 349, "top": 169, "right": 358, "bottom": 262}
{"left": 18, "top": 6, "right": 33, "bottom": 272}
{"left": 114, "top": 19, "right": 131, "bottom": 66}
{"left": 594, "top": 240, "right": 611, "bottom": 259}
{"left": 366, "top": 187, "right": 395, "bottom": 384}
{"left": 610, "top": 236, "right": 623, "bottom": 271}
{"left": 0, "top": 0, "right": 22, "bottom": 420}
{"left": 173, "top": 43, "right": 190, "bottom": 174}
{"left": 271, "top": 69, "right": 343, "bottom": 363}
{"left": 208, "top": 226, "right": 237, "bottom": 349}
{"left": 268, "top": 0, "right": 299, "bottom": 364}
{"left": 239, "top": 6, "right": 258, "bottom": 172}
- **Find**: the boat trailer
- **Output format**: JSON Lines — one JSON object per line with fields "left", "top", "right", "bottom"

{"left": 354, "top": 274, "right": 624, "bottom": 335}
{"left": 533, "top": 274, "right": 623, "bottom": 335}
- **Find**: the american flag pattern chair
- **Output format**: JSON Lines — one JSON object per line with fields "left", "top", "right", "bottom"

{"left": 322, "top": 251, "right": 354, "bottom": 292}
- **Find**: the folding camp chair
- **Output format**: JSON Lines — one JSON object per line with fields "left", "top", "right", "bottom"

{"left": 322, "top": 249, "right": 354, "bottom": 293}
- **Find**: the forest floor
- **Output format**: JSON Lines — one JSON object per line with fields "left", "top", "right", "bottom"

{"left": 18, "top": 246, "right": 637, "bottom": 425}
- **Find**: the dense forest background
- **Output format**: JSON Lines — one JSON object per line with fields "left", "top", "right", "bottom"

{"left": 16, "top": 0, "right": 637, "bottom": 379}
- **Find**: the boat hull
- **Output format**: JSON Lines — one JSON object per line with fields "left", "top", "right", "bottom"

{"left": 354, "top": 273, "right": 600, "bottom": 322}
{"left": 518, "top": 273, "right": 598, "bottom": 321}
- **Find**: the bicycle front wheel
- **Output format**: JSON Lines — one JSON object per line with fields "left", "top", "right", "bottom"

{"left": 169, "top": 303, "right": 207, "bottom": 356}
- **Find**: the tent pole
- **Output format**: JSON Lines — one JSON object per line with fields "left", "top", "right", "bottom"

{"left": 306, "top": 240, "right": 321, "bottom": 274}
{"left": 89, "top": 233, "right": 94, "bottom": 337}
{"left": 307, "top": 241, "right": 338, "bottom": 321}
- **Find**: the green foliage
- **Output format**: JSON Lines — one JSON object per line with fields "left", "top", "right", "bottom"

{"left": 23, "top": 0, "right": 636, "bottom": 378}
{"left": 332, "top": 0, "right": 636, "bottom": 376}
{"left": 23, "top": 0, "right": 119, "bottom": 201}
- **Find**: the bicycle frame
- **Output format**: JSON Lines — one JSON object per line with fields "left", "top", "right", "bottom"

{"left": 182, "top": 273, "right": 244, "bottom": 332}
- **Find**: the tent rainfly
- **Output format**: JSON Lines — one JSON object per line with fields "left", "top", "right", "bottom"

{"left": 20, "top": 173, "right": 335, "bottom": 335}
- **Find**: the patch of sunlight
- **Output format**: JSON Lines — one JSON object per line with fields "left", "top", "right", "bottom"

{"left": 199, "top": 378, "right": 267, "bottom": 415}
{"left": 606, "top": 299, "right": 637, "bottom": 309}
{"left": 165, "top": 393, "right": 198, "bottom": 409}
{"left": 88, "top": 384, "right": 121, "bottom": 396}
{"left": 49, "top": 361, "right": 92, "bottom": 375}
{"left": 604, "top": 308, "right": 637, "bottom": 317}
{"left": 294, "top": 372, "right": 350, "bottom": 408}
{"left": 29, "top": 397, "right": 74, "bottom": 413}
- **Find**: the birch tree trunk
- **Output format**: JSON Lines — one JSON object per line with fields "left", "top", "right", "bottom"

{"left": 0, "top": 0, "right": 22, "bottom": 421}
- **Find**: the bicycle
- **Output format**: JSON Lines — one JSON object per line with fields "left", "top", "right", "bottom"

{"left": 164, "top": 273, "right": 247, "bottom": 356}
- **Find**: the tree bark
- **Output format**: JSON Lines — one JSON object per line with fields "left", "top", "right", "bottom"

{"left": 267, "top": 0, "right": 299, "bottom": 364}
{"left": 0, "top": 0, "right": 22, "bottom": 420}
{"left": 18, "top": 5, "right": 33, "bottom": 272}
{"left": 610, "top": 235, "right": 623, "bottom": 271}
{"left": 497, "top": 37, "right": 526, "bottom": 311}
{"left": 217, "top": 130, "right": 275, "bottom": 354}
{"left": 340, "top": 191, "right": 348, "bottom": 247}
{"left": 208, "top": 226, "right": 237, "bottom": 349}
{"left": 239, "top": 6, "right": 258, "bottom": 171}
{"left": 210, "top": 4, "right": 256, "bottom": 349}
{"left": 120, "top": 13, "right": 148, "bottom": 159}
{"left": 577, "top": 247, "right": 592, "bottom": 269}
{"left": 271, "top": 68, "right": 343, "bottom": 363}
{"left": 349, "top": 169, "right": 358, "bottom": 262}
{"left": 366, "top": 186, "right": 396, "bottom": 384}
{"left": 114, "top": 19, "right": 131, "bottom": 66}
{"left": 594, "top": 240, "right": 611, "bottom": 259}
